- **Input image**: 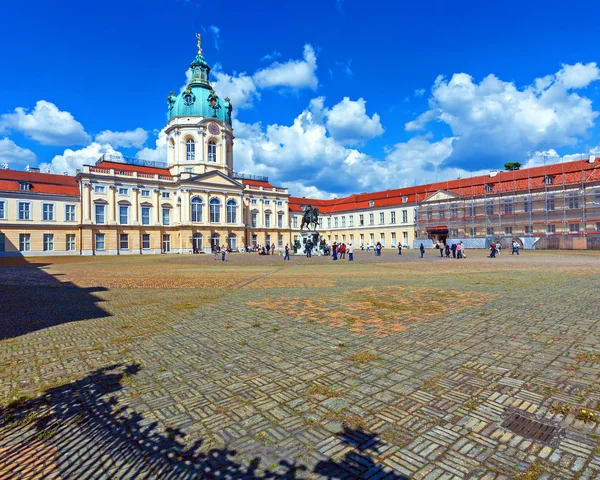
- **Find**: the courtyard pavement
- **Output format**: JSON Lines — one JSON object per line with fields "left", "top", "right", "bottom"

{"left": 1, "top": 249, "right": 600, "bottom": 479}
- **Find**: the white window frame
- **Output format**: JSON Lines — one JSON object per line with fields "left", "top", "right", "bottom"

{"left": 18, "top": 202, "right": 31, "bottom": 221}
{"left": 19, "top": 233, "right": 31, "bottom": 252}
{"left": 161, "top": 191, "right": 171, "bottom": 199}
{"left": 349, "top": 215, "right": 354, "bottom": 227}
{"left": 119, "top": 205, "right": 129, "bottom": 225}
{"left": 162, "top": 208, "right": 171, "bottom": 226}
{"left": 43, "top": 234, "right": 54, "bottom": 252}
{"left": 95, "top": 233, "right": 105, "bottom": 251}
{"left": 94, "top": 185, "right": 106, "bottom": 194}
{"left": 42, "top": 203, "right": 55, "bottom": 221}
{"left": 119, "top": 234, "right": 129, "bottom": 250}
{"left": 66, "top": 234, "right": 76, "bottom": 251}
{"left": 140, "top": 189, "right": 151, "bottom": 198}
{"left": 118, "top": 187, "right": 129, "bottom": 196}
{"left": 95, "top": 204, "right": 106, "bottom": 224}
{"left": 142, "top": 234, "right": 151, "bottom": 250}
{"left": 65, "top": 204, "right": 77, "bottom": 222}
{"left": 0, "top": 200, "right": 6, "bottom": 219}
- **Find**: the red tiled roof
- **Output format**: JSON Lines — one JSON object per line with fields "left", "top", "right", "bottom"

{"left": 94, "top": 161, "right": 169, "bottom": 175}
{"left": 289, "top": 157, "right": 600, "bottom": 214}
{"left": 0, "top": 170, "right": 80, "bottom": 196}
{"left": 243, "top": 179, "right": 276, "bottom": 189}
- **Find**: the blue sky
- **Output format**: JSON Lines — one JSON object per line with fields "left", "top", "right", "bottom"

{"left": 2, "top": 0, "right": 600, "bottom": 197}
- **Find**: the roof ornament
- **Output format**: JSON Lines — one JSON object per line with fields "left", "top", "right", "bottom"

{"left": 25, "top": 164, "right": 30, "bottom": 172}
{"left": 44, "top": 166, "right": 51, "bottom": 173}
{"left": 1, "top": 162, "right": 8, "bottom": 170}
{"left": 196, "top": 33, "right": 202, "bottom": 56}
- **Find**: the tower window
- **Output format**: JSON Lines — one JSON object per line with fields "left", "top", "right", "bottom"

{"left": 208, "top": 140, "right": 217, "bottom": 162}
{"left": 186, "top": 139, "right": 195, "bottom": 161}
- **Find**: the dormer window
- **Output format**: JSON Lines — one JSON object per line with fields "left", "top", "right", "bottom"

{"left": 402, "top": 196, "right": 408, "bottom": 203}
{"left": 485, "top": 184, "right": 493, "bottom": 193}
{"left": 369, "top": 200, "right": 375, "bottom": 207}
{"left": 544, "top": 176, "right": 554, "bottom": 185}
{"left": 19, "top": 182, "right": 31, "bottom": 191}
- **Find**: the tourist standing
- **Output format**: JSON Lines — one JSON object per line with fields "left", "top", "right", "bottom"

{"left": 451, "top": 243, "right": 457, "bottom": 258}
{"left": 440, "top": 242, "right": 444, "bottom": 257}
{"left": 398, "top": 243, "right": 402, "bottom": 255}
{"left": 456, "top": 242, "right": 462, "bottom": 259}
{"left": 348, "top": 243, "right": 354, "bottom": 261}
{"left": 213, "top": 245, "right": 219, "bottom": 260}
{"left": 306, "top": 243, "right": 312, "bottom": 258}
{"left": 496, "top": 242, "right": 501, "bottom": 256}
{"left": 284, "top": 244, "right": 290, "bottom": 261}
{"left": 513, "top": 240, "right": 520, "bottom": 255}
{"left": 445, "top": 244, "right": 451, "bottom": 257}
{"left": 340, "top": 243, "right": 346, "bottom": 259}
{"left": 332, "top": 242, "right": 338, "bottom": 261}
{"left": 420, "top": 243, "right": 425, "bottom": 258}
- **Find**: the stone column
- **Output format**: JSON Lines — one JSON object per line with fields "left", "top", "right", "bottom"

{"left": 131, "top": 187, "right": 139, "bottom": 225}
{"left": 109, "top": 185, "right": 117, "bottom": 224}
{"left": 154, "top": 189, "right": 161, "bottom": 225}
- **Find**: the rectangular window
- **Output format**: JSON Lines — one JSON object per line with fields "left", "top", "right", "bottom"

{"left": 118, "top": 187, "right": 129, "bottom": 196}
{"left": 141, "top": 206, "right": 151, "bottom": 225}
{"left": 66, "top": 234, "right": 76, "bottom": 251}
{"left": 470, "top": 227, "right": 477, "bottom": 237}
{"left": 567, "top": 193, "right": 579, "bottom": 209}
{"left": 140, "top": 189, "right": 151, "bottom": 197}
{"left": 264, "top": 200, "right": 270, "bottom": 205}
{"left": 359, "top": 214, "right": 364, "bottom": 226}
{"left": 503, "top": 198, "right": 513, "bottom": 214}
{"left": 426, "top": 207, "right": 433, "bottom": 220}
{"left": 95, "top": 233, "right": 105, "bottom": 251}
{"left": 341, "top": 216, "right": 346, "bottom": 228}
{"left": 545, "top": 176, "right": 554, "bottom": 185}
{"left": 251, "top": 198, "right": 257, "bottom": 205}
{"left": 19, "top": 233, "right": 30, "bottom": 252}
{"left": 570, "top": 223, "right": 580, "bottom": 233}
{"left": 523, "top": 196, "right": 532, "bottom": 213}
{"left": 349, "top": 215, "right": 354, "bottom": 227}
{"left": 65, "top": 204, "right": 76, "bottom": 221}
{"left": 596, "top": 222, "right": 600, "bottom": 232}
{"left": 485, "top": 200, "right": 494, "bottom": 215}
{"left": 391, "top": 233, "right": 396, "bottom": 244}
{"left": 318, "top": 218, "right": 323, "bottom": 227}
{"left": 0, "top": 200, "right": 5, "bottom": 219}
{"left": 370, "top": 233, "right": 375, "bottom": 244}
{"left": 142, "top": 234, "right": 150, "bottom": 249}
{"left": 19, "top": 183, "right": 30, "bottom": 191}
{"left": 277, "top": 201, "right": 283, "bottom": 207}
{"left": 485, "top": 184, "right": 493, "bottom": 192}
{"left": 438, "top": 206, "right": 445, "bottom": 219}
{"left": 342, "top": 235, "right": 346, "bottom": 243}
{"left": 546, "top": 194, "right": 555, "bottom": 211}
{"left": 162, "top": 208, "right": 171, "bottom": 226}
{"left": 449, "top": 229, "right": 458, "bottom": 237}
{"left": 119, "top": 205, "right": 129, "bottom": 225}
{"left": 277, "top": 213, "right": 283, "bottom": 228}
{"left": 252, "top": 234, "right": 257, "bottom": 247}
{"left": 402, "top": 196, "right": 408, "bottom": 203}
{"left": 380, "top": 233, "right": 385, "bottom": 244}
{"left": 379, "top": 212, "right": 385, "bottom": 224}
{"left": 467, "top": 204, "right": 476, "bottom": 216}
{"left": 327, "top": 218, "right": 331, "bottom": 228}
{"left": 390, "top": 211, "right": 396, "bottom": 223}
{"left": 95, "top": 204, "right": 105, "bottom": 224}
{"left": 161, "top": 192, "right": 171, "bottom": 199}
{"left": 547, "top": 224, "right": 556, "bottom": 233}
{"left": 120, "top": 234, "right": 129, "bottom": 250}
{"left": 450, "top": 204, "right": 459, "bottom": 218}
{"left": 18, "top": 202, "right": 31, "bottom": 220}
{"left": 265, "top": 234, "right": 271, "bottom": 246}
{"left": 252, "top": 213, "right": 258, "bottom": 228}
{"left": 278, "top": 235, "right": 283, "bottom": 247}
{"left": 369, "top": 213, "right": 374, "bottom": 225}
{"left": 524, "top": 225, "right": 533, "bottom": 235}
{"left": 162, "top": 234, "right": 171, "bottom": 252}
{"left": 94, "top": 185, "right": 106, "bottom": 194}
{"left": 0, "top": 233, "right": 4, "bottom": 252}
{"left": 402, "top": 210, "right": 408, "bottom": 223}
{"left": 265, "top": 213, "right": 271, "bottom": 228}
{"left": 334, "top": 217, "right": 339, "bottom": 228}
{"left": 505, "top": 226, "right": 513, "bottom": 235}
{"left": 44, "top": 233, "right": 54, "bottom": 252}
{"left": 42, "top": 203, "right": 54, "bottom": 221}
{"left": 486, "top": 227, "right": 494, "bottom": 235}
{"left": 402, "top": 231, "right": 408, "bottom": 243}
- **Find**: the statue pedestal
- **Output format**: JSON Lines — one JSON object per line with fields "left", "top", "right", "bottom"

{"left": 294, "top": 230, "right": 322, "bottom": 256}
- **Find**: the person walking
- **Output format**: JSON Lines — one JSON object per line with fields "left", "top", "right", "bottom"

{"left": 340, "top": 243, "right": 346, "bottom": 259}
{"left": 445, "top": 244, "right": 451, "bottom": 257}
{"left": 456, "top": 242, "right": 462, "bottom": 259}
{"left": 419, "top": 243, "right": 425, "bottom": 258}
{"left": 348, "top": 243, "right": 354, "bottom": 261}
{"left": 332, "top": 242, "right": 338, "bottom": 261}
{"left": 284, "top": 244, "right": 290, "bottom": 261}
{"left": 513, "top": 240, "right": 520, "bottom": 255}
{"left": 398, "top": 242, "right": 402, "bottom": 255}
{"left": 213, "top": 244, "right": 219, "bottom": 260}
{"left": 306, "top": 243, "right": 312, "bottom": 258}
{"left": 439, "top": 242, "right": 444, "bottom": 257}
{"left": 221, "top": 245, "right": 226, "bottom": 262}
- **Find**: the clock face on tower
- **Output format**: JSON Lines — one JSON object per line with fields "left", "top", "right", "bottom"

{"left": 208, "top": 123, "right": 220, "bottom": 135}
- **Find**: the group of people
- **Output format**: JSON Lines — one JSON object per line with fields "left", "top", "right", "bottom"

{"left": 361, "top": 242, "right": 384, "bottom": 255}
{"left": 245, "top": 244, "right": 277, "bottom": 255}
{"left": 212, "top": 244, "right": 231, "bottom": 261}
{"left": 418, "top": 241, "right": 465, "bottom": 259}
{"left": 330, "top": 242, "right": 354, "bottom": 261}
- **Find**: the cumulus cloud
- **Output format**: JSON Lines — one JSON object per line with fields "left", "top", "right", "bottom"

{"left": 136, "top": 128, "right": 168, "bottom": 162}
{"left": 405, "top": 62, "right": 600, "bottom": 170}
{"left": 39, "top": 143, "right": 122, "bottom": 175}
{"left": 325, "top": 97, "right": 384, "bottom": 145}
{"left": 253, "top": 44, "right": 318, "bottom": 90}
{"left": 95, "top": 128, "right": 148, "bottom": 148}
{"left": 0, "top": 100, "right": 90, "bottom": 146}
{"left": 212, "top": 70, "right": 259, "bottom": 109}
{"left": 0, "top": 137, "right": 37, "bottom": 167}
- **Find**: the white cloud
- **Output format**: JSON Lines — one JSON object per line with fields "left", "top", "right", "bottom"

{"left": 39, "top": 142, "right": 121, "bottom": 175}
{"left": 95, "top": 128, "right": 148, "bottom": 148}
{"left": 253, "top": 44, "right": 318, "bottom": 90}
{"left": 414, "top": 88, "right": 426, "bottom": 97}
{"left": 0, "top": 100, "right": 90, "bottom": 146}
{"left": 261, "top": 51, "right": 281, "bottom": 62}
{"left": 325, "top": 97, "right": 384, "bottom": 145}
{"left": 212, "top": 70, "right": 259, "bottom": 109}
{"left": 404, "top": 63, "right": 600, "bottom": 170}
{"left": 209, "top": 25, "right": 220, "bottom": 50}
{"left": 136, "top": 128, "right": 167, "bottom": 162}
{"left": 0, "top": 137, "right": 37, "bottom": 167}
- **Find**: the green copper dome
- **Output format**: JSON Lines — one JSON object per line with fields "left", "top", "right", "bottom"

{"left": 167, "top": 39, "right": 232, "bottom": 125}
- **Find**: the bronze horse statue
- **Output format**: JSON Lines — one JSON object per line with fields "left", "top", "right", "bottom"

{"left": 300, "top": 205, "right": 320, "bottom": 231}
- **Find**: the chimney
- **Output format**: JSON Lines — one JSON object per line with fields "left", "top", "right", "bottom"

{"left": 589, "top": 154, "right": 596, "bottom": 164}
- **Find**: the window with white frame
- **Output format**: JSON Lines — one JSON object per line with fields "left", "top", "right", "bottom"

{"left": 485, "top": 184, "right": 493, "bottom": 192}
{"left": 0, "top": 233, "right": 4, "bottom": 252}
{"left": 265, "top": 212, "right": 271, "bottom": 228}
{"left": 523, "top": 196, "right": 532, "bottom": 213}
{"left": 546, "top": 194, "right": 555, "bottom": 211}
{"left": 438, "top": 206, "right": 445, "bottom": 219}
{"left": 318, "top": 218, "right": 323, "bottom": 227}
{"left": 292, "top": 216, "right": 298, "bottom": 228}
{"left": 450, "top": 229, "right": 458, "bottom": 237}
{"left": 161, "top": 191, "right": 171, "bottom": 199}
{"left": 186, "top": 139, "right": 195, "bottom": 161}
{"left": 191, "top": 197, "right": 203, "bottom": 222}
{"left": 567, "top": 192, "right": 579, "bottom": 209}
{"left": 118, "top": 187, "right": 129, "bottom": 196}
{"left": 278, "top": 234, "right": 283, "bottom": 247}
{"left": 277, "top": 201, "right": 283, "bottom": 206}
{"left": 18, "top": 202, "right": 31, "bottom": 220}
{"left": 450, "top": 204, "right": 459, "bottom": 217}
{"left": 369, "top": 213, "right": 374, "bottom": 225}
{"left": 208, "top": 140, "right": 217, "bottom": 162}
{"left": 544, "top": 176, "right": 554, "bottom": 185}
{"left": 265, "top": 234, "right": 271, "bottom": 246}
{"left": 42, "top": 203, "right": 54, "bottom": 221}
{"left": 327, "top": 218, "right": 331, "bottom": 228}
{"left": 390, "top": 211, "right": 396, "bottom": 223}
{"left": 19, "top": 234, "right": 30, "bottom": 252}
{"left": 95, "top": 204, "right": 105, "bottom": 224}
{"left": 184, "top": 167, "right": 193, "bottom": 173}
{"left": 547, "top": 224, "right": 556, "bottom": 233}
{"left": 66, "top": 234, "right": 76, "bottom": 251}
{"left": 65, "top": 204, "right": 76, "bottom": 221}
{"left": 119, "top": 205, "right": 129, "bottom": 224}
{"left": 370, "top": 233, "right": 374, "bottom": 244}
{"left": 43, "top": 234, "right": 54, "bottom": 252}
{"left": 141, "top": 206, "right": 151, "bottom": 225}
{"left": 252, "top": 212, "right": 258, "bottom": 228}
{"left": 402, "top": 196, "right": 408, "bottom": 203}
{"left": 120, "top": 234, "right": 129, "bottom": 250}
{"left": 252, "top": 234, "right": 257, "bottom": 247}
{"left": 141, "top": 189, "right": 150, "bottom": 197}
{"left": 467, "top": 203, "right": 476, "bottom": 216}
{"left": 277, "top": 213, "right": 283, "bottom": 228}
{"left": 369, "top": 200, "right": 374, "bottom": 207}
{"left": 334, "top": 235, "right": 338, "bottom": 242}
{"left": 402, "top": 210, "right": 408, "bottom": 223}
{"left": 570, "top": 223, "right": 580, "bottom": 233}
{"left": 162, "top": 207, "right": 171, "bottom": 226}
{"left": 380, "top": 233, "right": 385, "bottom": 244}
{"left": 334, "top": 217, "right": 338, "bottom": 228}
{"left": 226, "top": 199, "right": 237, "bottom": 223}
{"left": 19, "top": 183, "right": 30, "bottom": 191}
{"left": 94, "top": 185, "right": 106, "bottom": 194}
{"left": 264, "top": 200, "right": 270, "bottom": 206}
{"left": 391, "top": 233, "right": 396, "bottom": 244}
{"left": 426, "top": 207, "right": 433, "bottom": 220}
{"left": 250, "top": 198, "right": 257, "bottom": 205}
{"left": 503, "top": 198, "right": 513, "bottom": 214}
{"left": 485, "top": 200, "right": 494, "bottom": 215}
{"left": 349, "top": 215, "right": 354, "bottom": 227}
{"left": 505, "top": 226, "right": 513, "bottom": 235}
{"left": 403, "top": 231, "right": 408, "bottom": 243}
{"left": 0, "top": 200, "right": 5, "bottom": 219}
{"left": 142, "top": 234, "right": 151, "bottom": 249}
{"left": 209, "top": 198, "right": 221, "bottom": 223}
{"left": 340, "top": 216, "right": 345, "bottom": 227}
{"left": 95, "top": 233, "right": 105, "bottom": 251}
{"left": 379, "top": 212, "right": 384, "bottom": 224}
{"left": 228, "top": 234, "right": 237, "bottom": 250}
{"left": 359, "top": 214, "right": 364, "bottom": 226}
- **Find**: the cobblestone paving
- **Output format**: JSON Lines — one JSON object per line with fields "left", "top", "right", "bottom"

{"left": 1, "top": 250, "right": 600, "bottom": 479}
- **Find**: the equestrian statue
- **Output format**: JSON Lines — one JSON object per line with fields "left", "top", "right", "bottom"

{"left": 300, "top": 204, "right": 320, "bottom": 231}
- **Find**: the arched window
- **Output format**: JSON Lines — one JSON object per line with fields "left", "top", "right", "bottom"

{"left": 191, "top": 196, "right": 203, "bottom": 222}
{"left": 186, "top": 139, "right": 195, "bottom": 161}
{"left": 195, "top": 68, "right": 200, "bottom": 79}
{"left": 208, "top": 140, "right": 217, "bottom": 162}
{"left": 209, "top": 197, "right": 221, "bottom": 223}
{"left": 226, "top": 199, "right": 237, "bottom": 224}
{"left": 192, "top": 233, "right": 202, "bottom": 252}
{"left": 211, "top": 233, "right": 220, "bottom": 250}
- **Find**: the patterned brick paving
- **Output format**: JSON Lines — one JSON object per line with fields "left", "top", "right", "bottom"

{"left": 1, "top": 250, "right": 600, "bottom": 479}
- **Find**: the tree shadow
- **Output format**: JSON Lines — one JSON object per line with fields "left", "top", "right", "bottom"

{"left": 0, "top": 245, "right": 110, "bottom": 340}
{"left": 0, "top": 364, "right": 412, "bottom": 479}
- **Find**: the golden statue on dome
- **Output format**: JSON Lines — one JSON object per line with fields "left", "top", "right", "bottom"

{"left": 196, "top": 33, "right": 202, "bottom": 56}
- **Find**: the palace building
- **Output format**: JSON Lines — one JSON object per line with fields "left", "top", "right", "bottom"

{"left": 1, "top": 38, "right": 600, "bottom": 256}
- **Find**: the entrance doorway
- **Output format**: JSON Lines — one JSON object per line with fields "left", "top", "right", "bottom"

{"left": 162, "top": 234, "right": 171, "bottom": 253}
{"left": 192, "top": 233, "right": 202, "bottom": 253}
{"left": 211, "top": 234, "right": 220, "bottom": 250}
